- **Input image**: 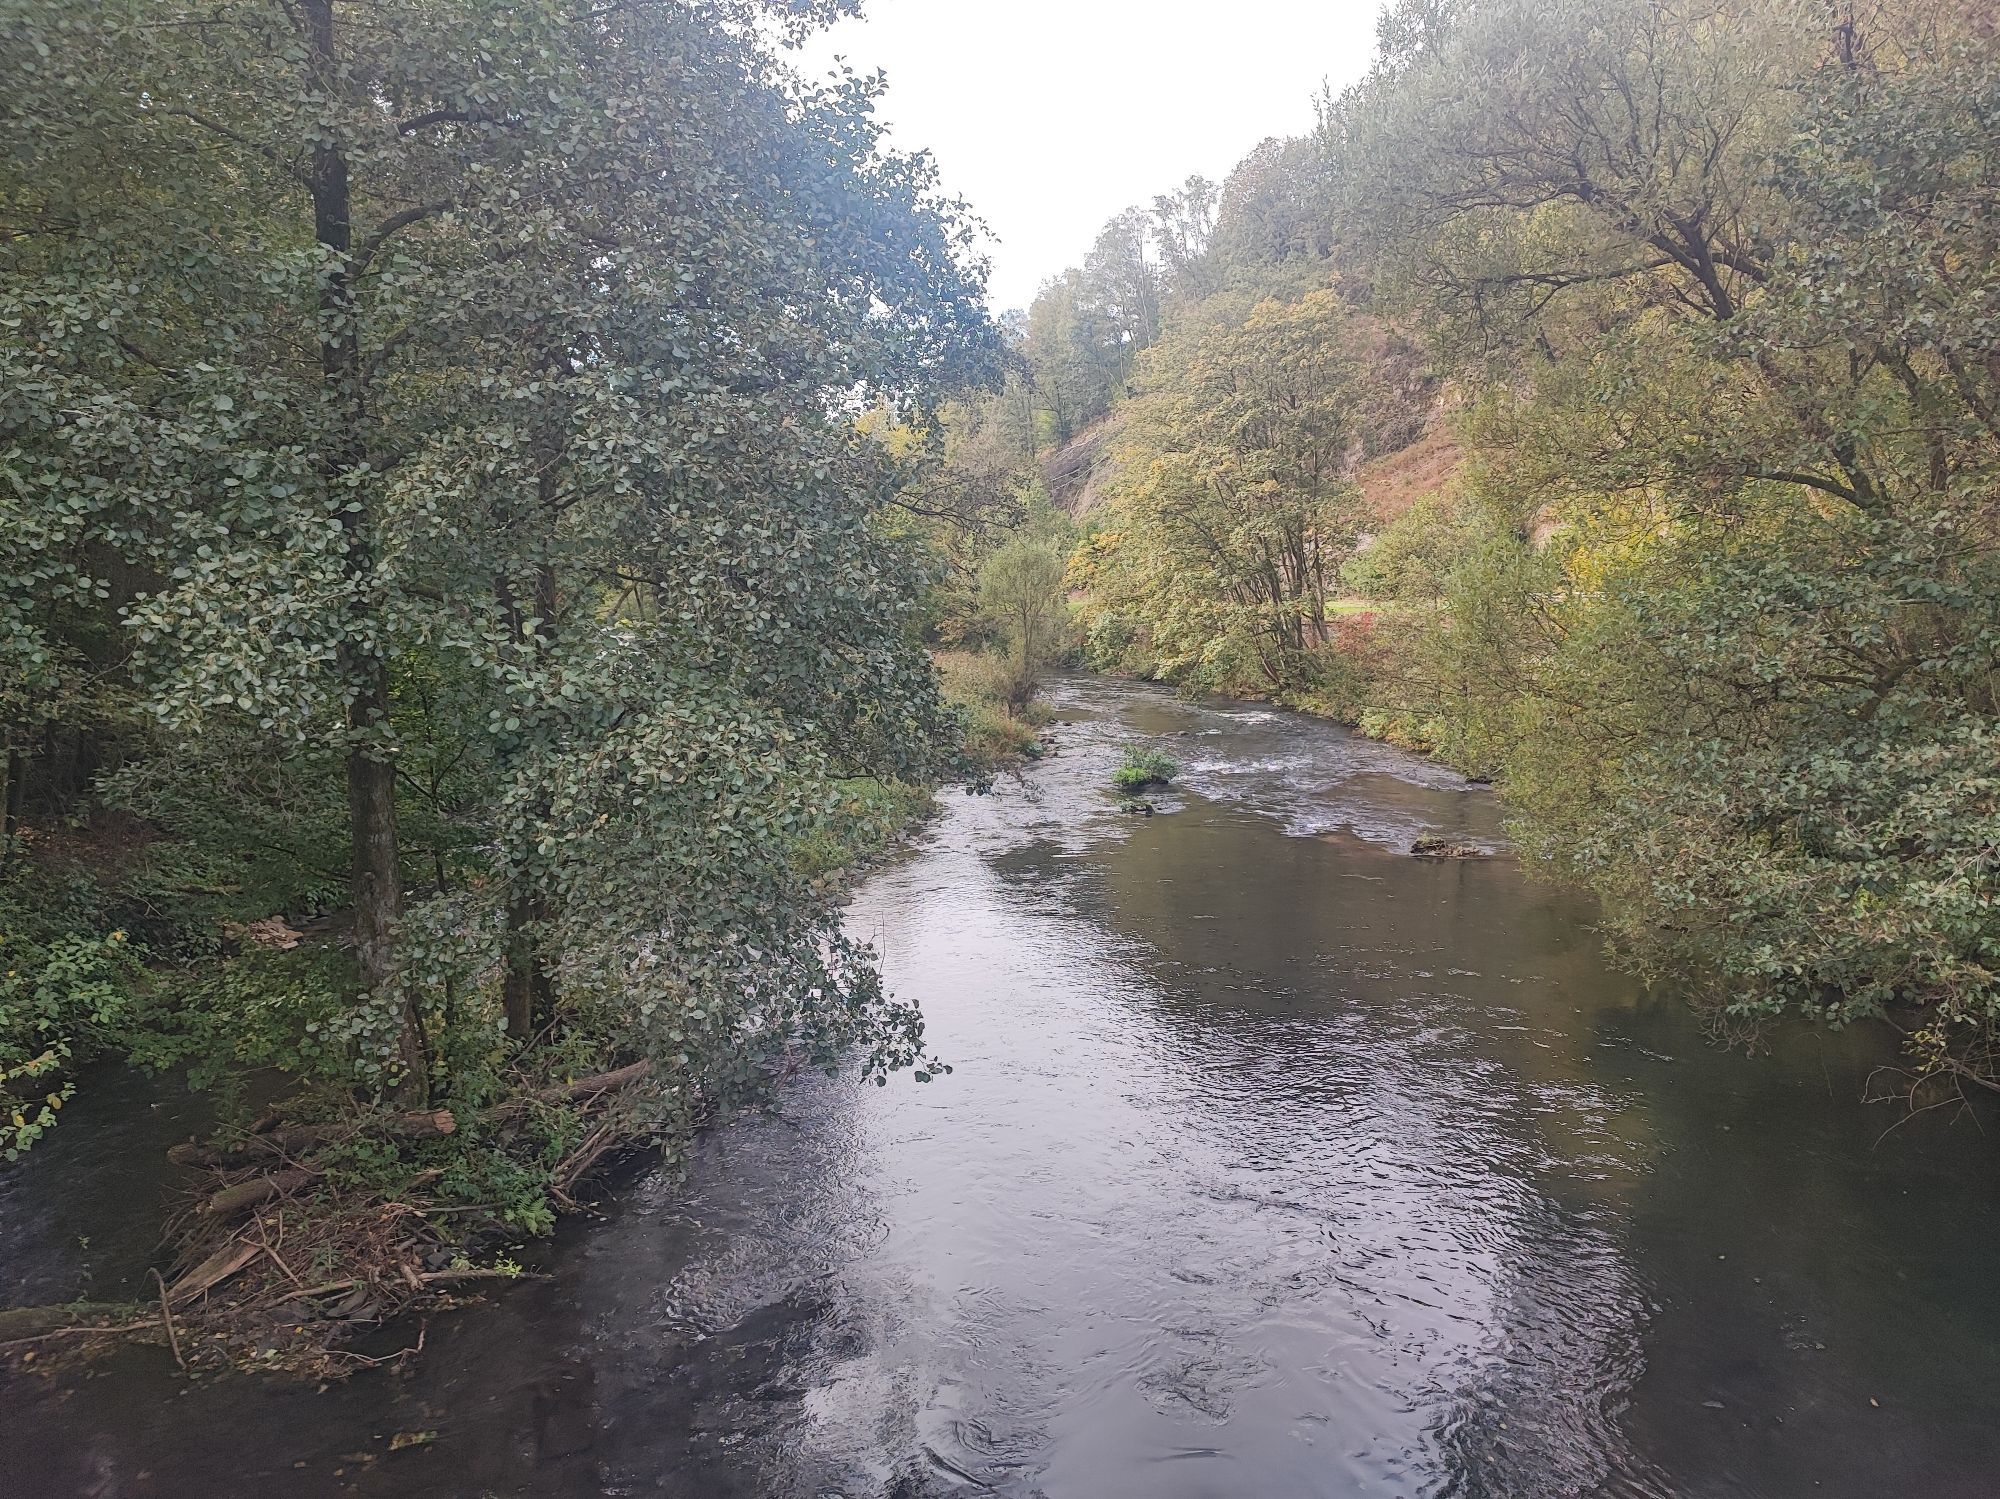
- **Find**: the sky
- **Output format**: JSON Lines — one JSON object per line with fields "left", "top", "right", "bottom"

{"left": 797, "top": 0, "right": 1389, "bottom": 313}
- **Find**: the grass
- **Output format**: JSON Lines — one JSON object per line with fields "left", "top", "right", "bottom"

{"left": 795, "top": 777, "right": 936, "bottom": 880}
{"left": 935, "top": 649, "right": 1049, "bottom": 772}
{"left": 1112, "top": 746, "right": 1178, "bottom": 794}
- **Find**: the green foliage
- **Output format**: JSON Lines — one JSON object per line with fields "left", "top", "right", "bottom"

{"left": 101, "top": 739, "right": 356, "bottom": 925}
{"left": 0, "top": 910, "right": 140, "bottom": 1160}
{"left": 1027, "top": 0, "right": 2000, "bottom": 1095}
{"left": 976, "top": 536, "right": 1072, "bottom": 707}
{"left": 0, "top": 0, "right": 994, "bottom": 1204}
{"left": 1322, "top": 0, "right": 2000, "bottom": 1086}
{"left": 794, "top": 778, "right": 936, "bottom": 881}
{"left": 935, "top": 650, "right": 1046, "bottom": 771}
{"left": 0, "top": 849, "right": 194, "bottom": 1157}
{"left": 128, "top": 944, "right": 380, "bottom": 1096}
{"left": 1113, "top": 747, "right": 1178, "bottom": 794}
{"left": 1078, "top": 285, "right": 1385, "bottom": 701}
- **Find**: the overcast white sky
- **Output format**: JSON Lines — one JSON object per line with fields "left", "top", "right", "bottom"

{"left": 797, "top": 1, "right": 1389, "bottom": 313}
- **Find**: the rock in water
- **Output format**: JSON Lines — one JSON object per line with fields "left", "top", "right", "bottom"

{"left": 1411, "top": 835, "right": 1484, "bottom": 858}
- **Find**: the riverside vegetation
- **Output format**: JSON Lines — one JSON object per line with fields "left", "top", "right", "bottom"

{"left": 0, "top": 0, "right": 1041, "bottom": 1364}
{"left": 1113, "top": 748, "right": 1178, "bottom": 795}
{"left": 2, "top": 0, "right": 1997, "bottom": 1371}
{"left": 915, "top": 0, "right": 2000, "bottom": 1107}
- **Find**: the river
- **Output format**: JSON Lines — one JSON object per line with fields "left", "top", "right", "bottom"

{"left": 9, "top": 676, "right": 2000, "bottom": 1497}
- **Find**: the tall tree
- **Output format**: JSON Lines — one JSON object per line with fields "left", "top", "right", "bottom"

{"left": 1090, "top": 288, "right": 1370, "bottom": 692}
{"left": 2, "top": 0, "right": 993, "bottom": 1106}
{"left": 1082, "top": 206, "right": 1164, "bottom": 356}
{"left": 1021, "top": 271, "right": 1112, "bottom": 445}
{"left": 1151, "top": 175, "right": 1220, "bottom": 301}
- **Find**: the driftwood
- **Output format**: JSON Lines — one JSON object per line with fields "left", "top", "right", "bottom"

{"left": 150, "top": 1269, "right": 186, "bottom": 1369}
{"left": 167, "top": 1240, "right": 262, "bottom": 1304}
{"left": 143, "top": 1061, "right": 657, "bottom": 1336}
{"left": 1411, "top": 835, "right": 1487, "bottom": 859}
{"left": 476, "top": 1060, "right": 657, "bottom": 1129}
{"left": 168, "top": 1130, "right": 317, "bottom": 1169}
{"left": 167, "top": 1068, "right": 648, "bottom": 1173}
{"left": 0, "top": 1302, "right": 145, "bottom": 1347}
{"left": 169, "top": 1108, "right": 457, "bottom": 1169}
{"left": 542, "top": 1060, "right": 651, "bottom": 1102}
{"left": 286, "top": 1267, "right": 547, "bottom": 1302}
{"left": 165, "top": 1065, "right": 656, "bottom": 1176}
{"left": 169, "top": 1067, "right": 650, "bottom": 1217}
{"left": 202, "top": 1167, "right": 320, "bottom": 1218}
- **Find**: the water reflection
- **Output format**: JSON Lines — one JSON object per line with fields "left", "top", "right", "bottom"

{"left": 9, "top": 676, "right": 2000, "bottom": 1498}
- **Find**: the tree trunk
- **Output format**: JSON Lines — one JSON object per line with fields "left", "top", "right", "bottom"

{"left": 346, "top": 670, "right": 411, "bottom": 1007}
{"left": 502, "top": 891, "right": 556, "bottom": 1043}
{"left": 0, "top": 738, "right": 23, "bottom": 868}
{"left": 305, "top": 0, "right": 423, "bottom": 1096}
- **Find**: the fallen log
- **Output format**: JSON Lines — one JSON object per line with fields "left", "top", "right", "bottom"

{"left": 201, "top": 1168, "right": 319, "bottom": 1218}
{"left": 481, "top": 1060, "right": 657, "bottom": 1128}
{"left": 169, "top": 1131, "right": 311, "bottom": 1169}
{"left": 543, "top": 1060, "right": 651, "bottom": 1102}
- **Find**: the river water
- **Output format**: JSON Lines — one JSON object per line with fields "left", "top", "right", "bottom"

{"left": 9, "top": 676, "right": 2000, "bottom": 1497}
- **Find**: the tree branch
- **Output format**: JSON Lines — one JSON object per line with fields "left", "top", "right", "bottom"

{"left": 159, "top": 107, "right": 309, "bottom": 184}
{"left": 354, "top": 201, "right": 455, "bottom": 275}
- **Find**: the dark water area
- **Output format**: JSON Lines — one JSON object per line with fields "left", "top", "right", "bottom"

{"left": 8, "top": 676, "right": 2000, "bottom": 1497}
{"left": 0, "top": 1065, "right": 211, "bottom": 1311}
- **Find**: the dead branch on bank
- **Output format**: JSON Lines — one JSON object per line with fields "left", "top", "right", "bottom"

{"left": 138, "top": 1058, "right": 659, "bottom": 1376}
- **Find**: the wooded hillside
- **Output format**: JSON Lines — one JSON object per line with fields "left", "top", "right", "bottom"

{"left": 913, "top": 0, "right": 2000, "bottom": 1100}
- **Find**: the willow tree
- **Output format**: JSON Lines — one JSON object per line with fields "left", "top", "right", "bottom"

{"left": 977, "top": 536, "right": 1070, "bottom": 707}
{"left": 2, "top": 0, "right": 993, "bottom": 1107}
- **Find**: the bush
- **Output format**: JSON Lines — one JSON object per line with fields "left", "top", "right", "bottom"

{"left": 0, "top": 867, "right": 145, "bottom": 1159}
{"left": 1112, "top": 747, "right": 1178, "bottom": 793}
{"left": 936, "top": 649, "right": 1044, "bottom": 772}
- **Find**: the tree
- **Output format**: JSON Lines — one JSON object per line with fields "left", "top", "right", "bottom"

{"left": 1152, "top": 175, "right": 1221, "bottom": 301}
{"left": 1082, "top": 207, "right": 1164, "bottom": 357}
{"left": 2, "top": 0, "right": 993, "bottom": 1123}
{"left": 1209, "top": 136, "right": 1329, "bottom": 275}
{"left": 1333, "top": 0, "right": 2000, "bottom": 1089}
{"left": 977, "top": 537, "right": 1071, "bottom": 708}
{"left": 1089, "top": 287, "right": 1373, "bottom": 695}
{"left": 1021, "top": 271, "right": 1115, "bottom": 445}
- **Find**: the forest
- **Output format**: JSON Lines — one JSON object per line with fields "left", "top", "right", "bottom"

{"left": 927, "top": 0, "right": 2000, "bottom": 1104}
{"left": 3, "top": 0, "right": 1998, "bottom": 1371}
{"left": 2, "top": 0, "right": 996, "bottom": 1344}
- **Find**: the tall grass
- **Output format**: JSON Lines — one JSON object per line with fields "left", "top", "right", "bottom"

{"left": 936, "top": 650, "right": 1047, "bottom": 770}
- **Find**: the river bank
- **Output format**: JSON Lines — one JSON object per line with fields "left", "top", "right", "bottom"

{"left": 8, "top": 676, "right": 1999, "bottom": 1498}
{"left": 0, "top": 770, "right": 949, "bottom": 1377}
{"left": 0, "top": 674, "right": 1050, "bottom": 1379}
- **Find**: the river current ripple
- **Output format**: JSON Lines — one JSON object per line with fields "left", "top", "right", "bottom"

{"left": 11, "top": 676, "right": 2000, "bottom": 1498}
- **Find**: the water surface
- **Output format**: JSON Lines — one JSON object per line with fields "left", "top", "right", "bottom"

{"left": 10, "top": 677, "right": 1999, "bottom": 1497}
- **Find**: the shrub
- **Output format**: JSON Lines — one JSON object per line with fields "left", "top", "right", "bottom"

{"left": 1112, "top": 747, "right": 1178, "bottom": 793}
{"left": 0, "top": 869, "right": 145, "bottom": 1159}
{"left": 936, "top": 649, "right": 1044, "bottom": 772}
